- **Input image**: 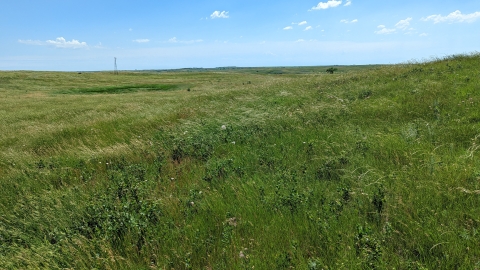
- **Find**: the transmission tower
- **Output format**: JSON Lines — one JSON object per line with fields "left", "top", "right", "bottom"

{"left": 114, "top": 57, "right": 118, "bottom": 75}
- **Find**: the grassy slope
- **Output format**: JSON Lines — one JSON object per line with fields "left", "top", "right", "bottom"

{"left": 0, "top": 55, "right": 479, "bottom": 269}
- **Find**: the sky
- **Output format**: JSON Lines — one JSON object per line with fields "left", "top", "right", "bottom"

{"left": 1, "top": 0, "right": 479, "bottom": 71}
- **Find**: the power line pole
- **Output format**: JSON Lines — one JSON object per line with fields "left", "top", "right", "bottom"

{"left": 114, "top": 57, "right": 118, "bottom": 75}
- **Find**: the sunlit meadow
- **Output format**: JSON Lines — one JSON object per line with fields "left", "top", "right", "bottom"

{"left": 0, "top": 54, "right": 479, "bottom": 269}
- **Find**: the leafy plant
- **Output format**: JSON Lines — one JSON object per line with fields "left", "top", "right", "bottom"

{"left": 75, "top": 163, "right": 161, "bottom": 252}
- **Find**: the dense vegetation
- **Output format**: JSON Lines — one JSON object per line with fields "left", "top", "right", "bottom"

{"left": 0, "top": 54, "right": 479, "bottom": 269}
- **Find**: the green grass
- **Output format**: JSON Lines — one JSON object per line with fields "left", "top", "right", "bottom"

{"left": 56, "top": 83, "right": 181, "bottom": 94}
{"left": 1, "top": 54, "right": 480, "bottom": 269}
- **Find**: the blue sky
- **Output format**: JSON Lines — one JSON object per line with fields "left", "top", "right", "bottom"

{"left": 1, "top": 0, "right": 479, "bottom": 71}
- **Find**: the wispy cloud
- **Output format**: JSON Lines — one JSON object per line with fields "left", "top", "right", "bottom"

{"left": 291, "top": 21, "right": 307, "bottom": 26}
{"left": 422, "top": 10, "right": 480, "bottom": 24}
{"left": 18, "top": 39, "right": 43, "bottom": 46}
{"left": 395, "top": 18, "right": 412, "bottom": 30}
{"left": 344, "top": 0, "right": 352, "bottom": 6}
{"left": 310, "top": 0, "right": 342, "bottom": 11}
{"left": 210, "top": 11, "right": 229, "bottom": 19}
{"left": 168, "top": 37, "right": 203, "bottom": 44}
{"left": 286, "top": 21, "right": 311, "bottom": 31}
{"left": 375, "top": 18, "right": 413, "bottom": 34}
{"left": 341, "top": 19, "right": 358, "bottom": 24}
{"left": 18, "top": 37, "right": 88, "bottom": 48}
{"left": 133, "top": 39, "right": 150, "bottom": 43}
{"left": 375, "top": 25, "right": 396, "bottom": 35}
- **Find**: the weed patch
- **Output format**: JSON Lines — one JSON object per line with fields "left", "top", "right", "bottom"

{"left": 75, "top": 162, "right": 162, "bottom": 253}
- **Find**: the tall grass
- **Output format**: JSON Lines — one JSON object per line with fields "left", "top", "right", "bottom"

{"left": 1, "top": 54, "right": 479, "bottom": 269}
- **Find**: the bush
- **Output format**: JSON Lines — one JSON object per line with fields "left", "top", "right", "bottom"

{"left": 326, "top": 67, "right": 338, "bottom": 74}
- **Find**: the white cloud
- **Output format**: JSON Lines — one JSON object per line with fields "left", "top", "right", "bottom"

{"left": 341, "top": 19, "right": 358, "bottom": 23}
{"left": 422, "top": 10, "right": 480, "bottom": 24}
{"left": 310, "top": 0, "right": 342, "bottom": 11}
{"left": 305, "top": 26, "right": 313, "bottom": 31}
{"left": 291, "top": 21, "right": 307, "bottom": 26}
{"left": 395, "top": 17, "right": 412, "bottom": 30}
{"left": 133, "top": 39, "right": 150, "bottom": 43}
{"left": 351, "top": 19, "right": 358, "bottom": 23}
{"left": 18, "top": 39, "right": 43, "bottom": 46}
{"left": 210, "top": 11, "right": 229, "bottom": 19}
{"left": 19, "top": 37, "right": 88, "bottom": 48}
{"left": 46, "top": 37, "right": 88, "bottom": 48}
{"left": 295, "top": 39, "right": 306, "bottom": 43}
{"left": 375, "top": 25, "right": 396, "bottom": 34}
{"left": 168, "top": 37, "right": 203, "bottom": 44}
{"left": 283, "top": 26, "right": 293, "bottom": 30}
{"left": 344, "top": 0, "right": 352, "bottom": 6}
{"left": 375, "top": 18, "right": 413, "bottom": 35}
{"left": 419, "top": 33, "right": 428, "bottom": 37}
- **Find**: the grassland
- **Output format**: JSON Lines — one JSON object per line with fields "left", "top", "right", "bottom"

{"left": 0, "top": 54, "right": 479, "bottom": 269}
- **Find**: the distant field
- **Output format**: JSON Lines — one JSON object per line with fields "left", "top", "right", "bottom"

{"left": 1, "top": 55, "right": 479, "bottom": 269}
{"left": 141, "top": 65, "right": 380, "bottom": 75}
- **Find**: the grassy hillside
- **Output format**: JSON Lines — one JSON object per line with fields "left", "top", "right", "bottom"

{"left": 1, "top": 54, "right": 479, "bottom": 269}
